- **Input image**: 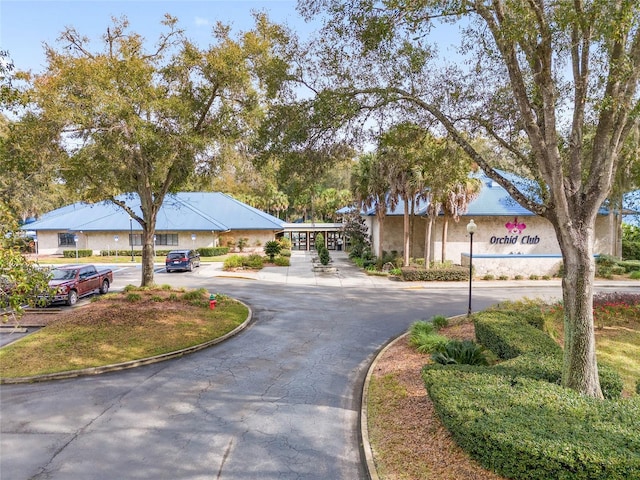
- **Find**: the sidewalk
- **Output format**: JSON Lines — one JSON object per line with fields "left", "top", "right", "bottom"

{"left": 211, "top": 250, "right": 640, "bottom": 291}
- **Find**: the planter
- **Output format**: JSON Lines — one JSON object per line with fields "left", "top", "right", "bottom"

{"left": 312, "top": 264, "right": 337, "bottom": 273}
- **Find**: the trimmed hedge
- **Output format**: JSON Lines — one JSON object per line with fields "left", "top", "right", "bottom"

{"left": 63, "top": 249, "right": 93, "bottom": 258}
{"left": 197, "top": 247, "right": 229, "bottom": 257}
{"left": 422, "top": 366, "right": 640, "bottom": 480}
{"left": 493, "top": 353, "right": 623, "bottom": 400}
{"left": 474, "top": 311, "right": 562, "bottom": 359}
{"left": 400, "top": 265, "right": 469, "bottom": 281}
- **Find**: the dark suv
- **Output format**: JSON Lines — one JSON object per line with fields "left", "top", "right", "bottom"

{"left": 165, "top": 249, "right": 201, "bottom": 272}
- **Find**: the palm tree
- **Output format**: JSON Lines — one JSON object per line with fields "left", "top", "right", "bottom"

{"left": 439, "top": 178, "right": 482, "bottom": 262}
{"left": 351, "top": 153, "right": 390, "bottom": 258}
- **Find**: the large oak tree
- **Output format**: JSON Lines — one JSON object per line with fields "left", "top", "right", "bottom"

{"left": 22, "top": 14, "right": 290, "bottom": 286}
{"left": 301, "top": 0, "right": 640, "bottom": 398}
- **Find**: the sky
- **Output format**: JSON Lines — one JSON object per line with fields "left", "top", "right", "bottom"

{"left": 0, "top": 0, "right": 315, "bottom": 73}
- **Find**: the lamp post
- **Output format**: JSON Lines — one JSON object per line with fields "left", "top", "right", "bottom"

{"left": 466, "top": 219, "right": 477, "bottom": 317}
{"left": 114, "top": 235, "right": 119, "bottom": 262}
{"left": 34, "top": 237, "right": 38, "bottom": 261}
{"left": 130, "top": 218, "right": 134, "bottom": 262}
{"left": 74, "top": 235, "right": 79, "bottom": 260}
{"left": 191, "top": 233, "right": 196, "bottom": 250}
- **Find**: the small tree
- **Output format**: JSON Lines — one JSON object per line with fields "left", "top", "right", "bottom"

{"left": 264, "top": 240, "right": 282, "bottom": 262}
{"left": 0, "top": 207, "right": 53, "bottom": 321}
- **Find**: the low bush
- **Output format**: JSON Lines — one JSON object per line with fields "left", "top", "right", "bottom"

{"left": 474, "top": 311, "right": 562, "bottom": 359}
{"left": 318, "top": 247, "right": 331, "bottom": 265}
{"left": 431, "top": 315, "right": 448, "bottom": 330}
{"left": 421, "top": 366, "right": 640, "bottom": 480}
{"left": 432, "top": 339, "right": 489, "bottom": 366}
{"left": 273, "top": 256, "right": 290, "bottom": 266}
{"left": 197, "top": 247, "right": 229, "bottom": 257}
{"left": 631, "top": 271, "right": 640, "bottom": 280}
{"left": 222, "top": 255, "right": 244, "bottom": 270}
{"left": 400, "top": 265, "right": 469, "bottom": 281}
{"left": 244, "top": 254, "right": 264, "bottom": 269}
{"left": 492, "top": 353, "right": 623, "bottom": 400}
{"left": 278, "top": 237, "right": 292, "bottom": 249}
{"left": 264, "top": 240, "right": 282, "bottom": 261}
{"left": 408, "top": 321, "right": 448, "bottom": 354}
{"left": 63, "top": 249, "right": 93, "bottom": 258}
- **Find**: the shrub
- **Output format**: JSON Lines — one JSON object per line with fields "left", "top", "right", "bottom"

{"left": 237, "top": 237, "right": 248, "bottom": 252}
{"left": 223, "top": 254, "right": 244, "bottom": 270}
{"left": 273, "top": 256, "right": 290, "bottom": 266}
{"left": 514, "top": 274, "right": 523, "bottom": 280}
{"left": 422, "top": 366, "right": 640, "bottom": 480}
{"left": 618, "top": 260, "right": 640, "bottom": 272}
{"left": 492, "top": 353, "right": 623, "bottom": 400}
{"left": 622, "top": 239, "right": 640, "bottom": 260}
{"left": 498, "top": 275, "right": 509, "bottom": 280}
{"left": 264, "top": 240, "right": 282, "bottom": 261}
{"left": 529, "top": 274, "right": 539, "bottom": 280}
{"left": 631, "top": 271, "right": 640, "bottom": 280}
{"left": 408, "top": 321, "right": 448, "bottom": 354}
{"left": 63, "top": 249, "right": 93, "bottom": 258}
{"left": 474, "top": 311, "right": 562, "bottom": 359}
{"left": 278, "top": 237, "right": 292, "bottom": 249}
{"left": 244, "top": 254, "right": 264, "bottom": 269}
{"left": 197, "top": 247, "right": 229, "bottom": 257}
{"left": 400, "top": 265, "right": 469, "bottom": 281}
{"left": 483, "top": 274, "right": 495, "bottom": 280}
{"left": 315, "top": 233, "right": 325, "bottom": 250}
{"left": 181, "top": 288, "right": 207, "bottom": 301}
{"left": 432, "top": 339, "right": 489, "bottom": 366}
{"left": 431, "top": 315, "right": 448, "bottom": 330}
{"left": 318, "top": 247, "right": 331, "bottom": 265}
{"left": 126, "top": 293, "right": 141, "bottom": 302}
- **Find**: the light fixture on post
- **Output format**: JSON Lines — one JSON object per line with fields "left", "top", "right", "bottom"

{"left": 191, "top": 233, "right": 196, "bottom": 250}
{"left": 466, "top": 219, "right": 477, "bottom": 317}
{"left": 114, "top": 235, "right": 119, "bottom": 262}
{"left": 74, "top": 234, "right": 79, "bottom": 260}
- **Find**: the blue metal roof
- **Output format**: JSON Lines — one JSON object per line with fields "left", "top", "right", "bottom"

{"left": 348, "top": 170, "right": 631, "bottom": 217}
{"left": 23, "top": 193, "right": 285, "bottom": 232}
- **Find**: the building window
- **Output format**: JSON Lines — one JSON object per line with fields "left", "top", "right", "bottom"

{"left": 155, "top": 234, "right": 178, "bottom": 246}
{"left": 58, "top": 233, "right": 76, "bottom": 246}
{"left": 129, "top": 234, "right": 142, "bottom": 246}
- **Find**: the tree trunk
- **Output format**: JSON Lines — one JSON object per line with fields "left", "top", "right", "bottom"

{"left": 557, "top": 225, "right": 603, "bottom": 399}
{"left": 376, "top": 209, "right": 385, "bottom": 258}
{"left": 441, "top": 216, "right": 449, "bottom": 263}
{"left": 403, "top": 198, "right": 410, "bottom": 266}
{"left": 141, "top": 226, "right": 156, "bottom": 287}
{"left": 424, "top": 216, "right": 434, "bottom": 269}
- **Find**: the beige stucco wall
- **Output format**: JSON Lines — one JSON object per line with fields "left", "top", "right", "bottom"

{"left": 33, "top": 229, "right": 278, "bottom": 255}
{"left": 369, "top": 214, "right": 617, "bottom": 275}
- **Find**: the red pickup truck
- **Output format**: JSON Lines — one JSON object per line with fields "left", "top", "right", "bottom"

{"left": 48, "top": 265, "right": 114, "bottom": 306}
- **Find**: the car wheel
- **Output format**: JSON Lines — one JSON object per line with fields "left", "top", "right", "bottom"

{"left": 100, "top": 279, "right": 109, "bottom": 294}
{"left": 188, "top": 261, "right": 193, "bottom": 272}
{"left": 166, "top": 268, "right": 172, "bottom": 273}
{"left": 67, "top": 290, "right": 78, "bottom": 306}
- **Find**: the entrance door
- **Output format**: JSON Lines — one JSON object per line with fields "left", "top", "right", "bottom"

{"left": 292, "top": 232, "right": 308, "bottom": 251}
{"left": 327, "top": 231, "right": 338, "bottom": 250}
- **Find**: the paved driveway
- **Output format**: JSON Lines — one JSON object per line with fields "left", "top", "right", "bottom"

{"left": 1, "top": 263, "right": 567, "bottom": 479}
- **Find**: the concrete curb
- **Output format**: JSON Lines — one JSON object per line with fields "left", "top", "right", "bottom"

{"left": 360, "top": 331, "right": 410, "bottom": 480}
{"left": 0, "top": 300, "right": 252, "bottom": 385}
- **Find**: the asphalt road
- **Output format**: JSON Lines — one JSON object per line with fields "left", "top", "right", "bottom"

{"left": 0, "top": 264, "right": 614, "bottom": 480}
